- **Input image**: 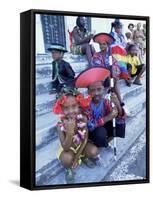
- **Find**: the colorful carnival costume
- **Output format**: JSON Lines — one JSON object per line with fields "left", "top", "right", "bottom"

{"left": 52, "top": 88, "right": 92, "bottom": 183}
{"left": 47, "top": 44, "right": 75, "bottom": 92}
{"left": 92, "top": 32, "right": 129, "bottom": 80}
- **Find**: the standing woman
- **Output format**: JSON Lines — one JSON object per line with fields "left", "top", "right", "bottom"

{"left": 133, "top": 23, "right": 145, "bottom": 47}
{"left": 133, "top": 23, "right": 146, "bottom": 63}
{"left": 71, "top": 16, "right": 95, "bottom": 65}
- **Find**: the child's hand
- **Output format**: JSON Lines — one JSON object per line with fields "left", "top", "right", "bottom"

{"left": 64, "top": 119, "right": 76, "bottom": 134}
{"left": 110, "top": 106, "right": 118, "bottom": 118}
{"left": 111, "top": 93, "right": 120, "bottom": 107}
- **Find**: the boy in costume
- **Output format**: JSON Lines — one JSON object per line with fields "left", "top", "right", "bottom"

{"left": 48, "top": 43, "right": 75, "bottom": 92}
{"left": 75, "top": 67, "right": 126, "bottom": 148}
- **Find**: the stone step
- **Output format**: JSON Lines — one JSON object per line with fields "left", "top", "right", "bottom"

{"left": 36, "top": 83, "right": 146, "bottom": 150}
{"left": 35, "top": 108, "right": 146, "bottom": 186}
{"left": 36, "top": 53, "right": 88, "bottom": 81}
{"left": 36, "top": 77, "right": 145, "bottom": 117}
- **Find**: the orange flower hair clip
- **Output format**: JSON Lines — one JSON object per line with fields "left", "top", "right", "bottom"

{"left": 52, "top": 93, "right": 91, "bottom": 115}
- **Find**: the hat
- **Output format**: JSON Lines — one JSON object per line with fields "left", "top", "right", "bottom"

{"left": 75, "top": 67, "right": 110, "bottom": 88}
{"left": 47, "top": 43, "right": 67, "bottom": 52}
{"left": 112, "top": 19, "right": 122, "bottom": 28}
{"left": 93, "top": 33, "right": 115, "bottom": 44}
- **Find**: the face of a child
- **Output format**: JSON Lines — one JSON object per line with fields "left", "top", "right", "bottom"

{"left": 62, "top": 96, "right": 79, "bottom": 119}
{"left": 130, "top": 46, "right": 138, "bottom": 56}
{"left": 99, "top": 42, "right": 108, "bottom": 51}
{"left": 114, "top": 25, "right": 122, "bottom": 34}
{"left": 88, "top": 81, "right": 104, "bottom": 104}
{"left": 51, "top": 50, "right": 63, "bottom": 61}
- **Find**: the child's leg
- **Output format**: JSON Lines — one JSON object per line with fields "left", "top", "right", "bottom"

{"left": 82, "top": 142, "right": 101, "bottom": 167}
{"left": 125, "top": 63, "right": 132, "bottom": 87}
{"left": 83, "top": 142, "right": 98, "bottom": 158}
{"left": 114, "top": 78, "right": 122, "bottom": 104}
{"left": 59, "top": 150, "right": 75, "bottom": 183}
{"left": 81, "top": 43, "right": 93, "bottom": 65}
{"left": 59, "top": 150, "right": 75, "bottom": 169}
{"left": 89, "top": 126, "right": 108, "bottom": 147}
{"left": 133, "top": 64, "right": 146, "bottom": 84}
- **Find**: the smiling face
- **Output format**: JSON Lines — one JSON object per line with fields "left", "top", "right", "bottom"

{"left": 114, "top": 25, "right": 122, "bottom": 34}
{"left": 99, "top": 41, "right": 108, "bottom": 52}
{"left": 88, "top": 81, "right": 104, "bottom": 104}
{"left": 62, "top": 96, "right": 79, "bottom": 119}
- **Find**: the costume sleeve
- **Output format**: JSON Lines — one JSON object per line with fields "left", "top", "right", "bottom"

{"left": 91, "top": 53, "right": 102, "bottom": 66}
{"left": 65, "top": 62, "right": 75, "bottom": 78}
{"left": 116, "top": 107, "right": 127, "bottom": 125}
{"left": 52, "top": 62, "right": 55, "bottom": 80}
{"left": 83, "top": 106, "right": 105, "bottom": 132}
{"left": 104, "top": 99, "right": 111, "bottom": 113}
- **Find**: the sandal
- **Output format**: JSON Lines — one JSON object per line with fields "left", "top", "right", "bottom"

{"left": 65, "top": 168, "right": 75, "bottom": 183}
{"left": 82, "top": 157, "right": 96, "bottom": 168}
{"left": 91, "top": 155, "right": 104, "bottom": 167}
{"left": 133, "top": 80, "right": 142, "bottom": 85}
{"left": 125, "top": 80, "right": 132, "bottom": 87}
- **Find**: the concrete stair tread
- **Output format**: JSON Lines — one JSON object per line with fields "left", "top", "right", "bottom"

{"left": 36, "top": 78, "right": 145, "bottom": 108}
{"left": 36, "top": 112, "right": 58, "bottom": 131}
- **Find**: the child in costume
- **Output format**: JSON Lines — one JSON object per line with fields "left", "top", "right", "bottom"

{"left": 75, "top": 67, "right": 126, "bottom": 148}
{"left": 92, "top": 32, "right": 125, "bottom": 106}
{"left": 53, "top": 88, "right": 99, "bottom": 183}
{"left": 110, "top": 19, "right": 127, "bottom": 48}
{"left": 126, "top": 44, "right": 145, "bottom": 86}
{"left": 48, "top": 44, "right": 75, "bottom": 93}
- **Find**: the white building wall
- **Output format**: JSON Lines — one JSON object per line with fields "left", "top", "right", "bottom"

{"left": 36, "top": 14, "right": 45, "bottom": 54}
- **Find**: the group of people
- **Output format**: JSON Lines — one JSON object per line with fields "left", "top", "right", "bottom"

{"left": 47, "top": 17, "right": 146, "bottom": 183}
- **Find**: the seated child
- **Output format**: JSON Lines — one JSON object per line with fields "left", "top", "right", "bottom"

{"left": 47, "top": 44, "right": 75, "bottom": 93}
{"left": 126, "top": 44, "right": 145, "bottom": 86}
{"left": 53, "top": 88, "right": 99, "bottom": 183}
{"left": 75, "top": 67, "right": 126, "bottom": 149}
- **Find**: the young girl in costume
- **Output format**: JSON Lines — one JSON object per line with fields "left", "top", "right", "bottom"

{"left": 53, "top": 88, "right": 99, "bottom": 183}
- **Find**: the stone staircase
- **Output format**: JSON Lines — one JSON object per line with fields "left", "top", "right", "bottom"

{"left": 35, "top": 53, "right": 146, "bottom": 186}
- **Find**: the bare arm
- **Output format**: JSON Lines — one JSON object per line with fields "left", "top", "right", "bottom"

{"left": 111, "top": 93, "right": 123, "bottom": 116}
{"left": 72, "top": 28, "right": 92, "bottom": 45}
{"left": 72, "top": 129, "right": 88, "bottom": 168}
{"left": 57, "top": 119, "right": 75, "bottom": 151}
{"left": 72, "top": 116, "right": 88, "bottom": 167}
